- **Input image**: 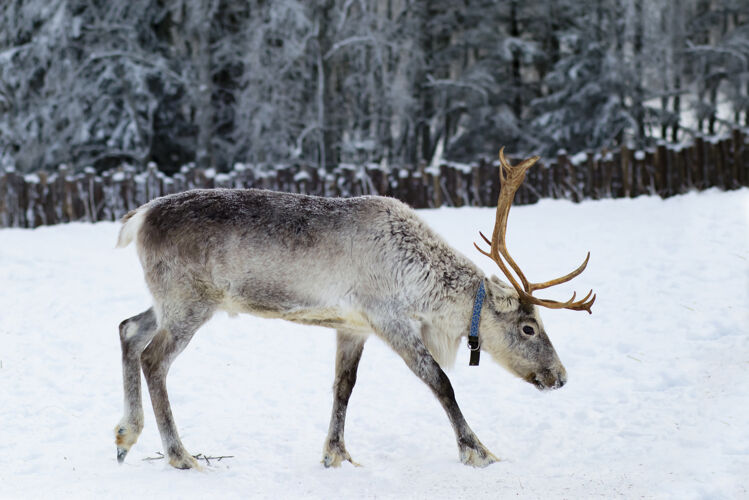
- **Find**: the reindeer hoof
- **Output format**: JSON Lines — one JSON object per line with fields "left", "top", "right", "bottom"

{"left": 168, "top": 452, "right": 200, "bottom": 470}
{"left": 459, "top": 444, "right": 499, "bottom": 468}
{"left": 322, "top": 453, "right": 339, "bottom": 468}
{"left": 322, "top": 454, "right": 361, "bottom": 468}
{"left": 114, "top": 423, "right": 141, "bottom": 464}
{"left": 322, "top": 442, "right": 361, "bottom": 468}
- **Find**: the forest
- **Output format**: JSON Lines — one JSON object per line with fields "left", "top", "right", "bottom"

{"left": 1, "top": 0, "right": 748, "bottom": 174}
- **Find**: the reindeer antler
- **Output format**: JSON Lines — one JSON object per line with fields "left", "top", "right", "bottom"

{"left": 474, "top": 147, "right": 596, "bottom": 313}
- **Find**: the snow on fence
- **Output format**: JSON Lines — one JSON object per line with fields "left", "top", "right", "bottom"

{"left": 1, "top": 131, "right": 748, "bottom": 229}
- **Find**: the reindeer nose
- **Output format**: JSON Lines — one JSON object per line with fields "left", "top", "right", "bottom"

{"left": 557, "top": 373, "right": 567, "bottom": 388}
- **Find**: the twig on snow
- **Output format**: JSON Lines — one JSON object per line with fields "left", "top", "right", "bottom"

{"left": 194, "top": 453, "right": 235, "bottom": 465}
{"left": 142, "top": 451, "right": 234, "bottom": 464}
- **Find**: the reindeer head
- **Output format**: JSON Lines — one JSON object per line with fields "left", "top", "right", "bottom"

{"left": 474, "top": 148, "right": 595, "bottom": 391}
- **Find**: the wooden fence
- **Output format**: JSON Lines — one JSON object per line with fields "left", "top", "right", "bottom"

{"left": 1, "top": 130, "right": 748, "bottom": 229}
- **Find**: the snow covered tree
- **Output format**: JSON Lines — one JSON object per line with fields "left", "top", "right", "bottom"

{"left": 1, "top": 0, "right": 747, "bottom": 172}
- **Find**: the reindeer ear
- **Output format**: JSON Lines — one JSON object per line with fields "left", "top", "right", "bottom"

{"left": 486, "top": 276, "right": 519, "bottom": 313}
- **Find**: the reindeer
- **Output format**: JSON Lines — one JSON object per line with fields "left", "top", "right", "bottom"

{"left": 113, "top": 149, "right": 595, "bottom": 469}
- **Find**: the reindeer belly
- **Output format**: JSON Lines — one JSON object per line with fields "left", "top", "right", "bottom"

{"left": 218, "top": 287, "right": 371, "bottom": 333}
{"left": 280, "top": 307, "right": 371, "bottom": 332}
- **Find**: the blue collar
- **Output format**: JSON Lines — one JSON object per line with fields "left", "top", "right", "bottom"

{"left": 468, "top": 280, "right": 485, "bottom": 366}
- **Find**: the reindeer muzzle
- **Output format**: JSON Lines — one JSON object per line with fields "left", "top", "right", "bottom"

{"left": 526, "top": 369, "right": 567, "bottom": 391}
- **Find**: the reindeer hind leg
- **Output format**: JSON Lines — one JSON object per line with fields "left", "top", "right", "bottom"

{"left": 115, "top": 307, "right": 158, "bottom": 463}
{"left": 141, "top": 302, "right": 215, "bottom": 470}
{"left": 322, "top": 330, "right": 367, "bottom": 468}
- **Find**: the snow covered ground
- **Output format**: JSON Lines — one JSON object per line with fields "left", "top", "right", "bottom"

{"left": 1, "top": 189, "right": 747, "bottom": 499}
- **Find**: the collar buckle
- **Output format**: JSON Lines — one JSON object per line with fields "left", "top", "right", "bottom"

{"left": 467, "top": 336, "right": 480, "bottom": 351}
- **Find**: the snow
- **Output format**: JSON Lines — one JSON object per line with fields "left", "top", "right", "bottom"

{"left": 570, "top": 151, "right": 588, "bottom": 166}
{"left": 446, "top": 161, "right": 473, "bottom": 174}
{"left": 293, "top": 170, "right": 311, "bottom": 182}
{"left": 1, "top": 189, "right": 748, "bottom": 499}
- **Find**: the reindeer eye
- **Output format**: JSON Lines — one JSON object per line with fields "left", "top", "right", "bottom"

{"left": 522, "top": 325, "right": 535, "bottom": 336}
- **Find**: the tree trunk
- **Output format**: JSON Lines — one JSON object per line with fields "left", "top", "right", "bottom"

{"left": 193, "top": 0, "right": 215, "bottom": 169}
{"left": 540, "top": 0, "right": 560, "bottom": 83}
{"left": 414, "top": 0, "right": 433, "bottom": 164}
{"left": 316, "top": 46, "right": 327, "bottom": 170}
{"left": 510, "top": 0, "right": 523, "bottom": 119}
{"left": 315, "top": 0, "right": 338, "bottom": 169}
{"left": 633, "top": 0, "right": 645, "bottom": 146}
{"left": 670, "top": 0, "right": 683, "bottom": 142}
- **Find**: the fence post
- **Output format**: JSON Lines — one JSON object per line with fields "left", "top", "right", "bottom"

{"left": 602, "top": 152, "right": 614, "bottom": 198}
{"left": 294, "top": 167, "right": 310, "bottom": 195}
{"left": 643, "top": 149, "right": 655, "bottom": 195}
{"left": 231, "top": 163, "right": 246, "bottom": 189}
{"left": 583, "top": 152, "right": 594, "bottom": 200}
{"left": 743, "top": 132, "right": 749, "bottom": 187}
{"left": 33, "top": 174, "right": 48, "bottom": 227}
{"left": 161, "top": 176, "right": 174, "bottom": 196}
{"left": 275, "top": 164, "right": 290, "bottom": 193}
{"left": 415, "top": 163, "right": 429, "bottom": 208}
{"left": 82, "top": 167, "right": 96, "bottom": 222}
{"left": 674, "top": 147, "right": 687, "bottom": 194}
{"left": 487, "top": 159, "right": 499, "bottom": 205}
{"left": 620, "top": 145, "right": 632, "bottom": 197}
{"left": 17, "top": 173, "right": 29, "bottom": 227}
{"left": 527, "top": 159, "right": 543, "bottom": 203}
{"left": 554, "top": 150, "right": 567, "bottom": 201}
{"left": 407, "top": 168, "right": 419, "bottom": 206}
{"left": 53, "top": 165, "right": 66, "bottom": 222}
{"left": 720, "top": 138, "right": 733, "bottom": 190}
{"left": 36, "top": 171, "right": 51, "bottom": 225}
{"left": 425, "top": 167, "right": 440, "bottom": 208}
{"left": 693, "top": 136, "right": 706, "bottom": 188}
{"left": 99, "top": 171, "right": 112, "bottom": 221}
{"left": 339, "top": 164, "right": 356, "bottom": 197}
{"left": 470, "top": 163, "right": 482, "bottom": 206}
{"left": 365, "top": 164, "right": 383, "bottom": 195}
{"left": 457, "top": 165, "right": 473, "bottom": 206}
{"left": 446, "top": 164, "right": 459, "bottom": 206}
{"left": 113, "top": 169, "right": 127, "bottom": 220}
{"left": 126, "top": 165, "right": 139, "bottom": 211}
{"left": 308, "top": 165, "right": 322, "bottom": 196}
{"left": 438, "top": 164, "right": 448, "bottom": 206}
{"left": 145, "top": 162, "right": 161, "bottom": 201}
{"left": 654, "top": 143, "right": 667, "bottom": 196}
{"left": 710, "top": 139, "right": 723, "bottom": 189}
{"left": 0, "top": 166, "right": 6, "bottom": 227}
{"left": 632, "top": 151, "right": 643, "bottom": 197}
{"left": 23, "top": 174, "right": 38, "bottom": 227}
{"left": 170, "top": 171, "right": 183, "bottom": 193}
{"left": 11, "top": 167, "right": 24, "bottom": 227}
{"left": 732, "top": 128, "right": 744, "bottom": 187}
{"left": 666, "top": 145, "right": 677, "bottom": 196}
{"left": 93, "top": 174, "right": 105, "bottom": 220}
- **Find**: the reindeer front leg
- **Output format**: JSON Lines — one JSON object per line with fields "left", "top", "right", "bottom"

{"left": 322, "top": 330, "right": 367, "bottom": 467}
{"left": 372, "top": 315, "right": 498, "bottom": 467}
